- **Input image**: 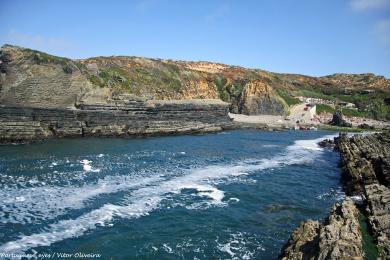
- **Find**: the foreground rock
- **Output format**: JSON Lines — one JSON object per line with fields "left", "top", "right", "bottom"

{"left": 335, "top": 132, "right": 390, "bottom": 195}
{"left": 0, "top": 99, "right": 233, "bottom": 143}
{"left": 281, "top": 132, "right": 390, "bottom": 259}
{"left": 364, "top": 184, "right": 390, "bottom": 257}
{"left": 336, "top": 132, "right": 390, "bottom": 258}
{"left": 280, "top": 198, "right": 363, "bottom": 260}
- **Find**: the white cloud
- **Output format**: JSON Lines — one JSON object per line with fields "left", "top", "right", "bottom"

{"left": 350, "top": 0, "right": 390, "bottom": 11}
{"left": 2, "top": 29, "right": 75, "bottom": 56}
{"left": 374, "top": 19, "right": 390, "bottom": 46}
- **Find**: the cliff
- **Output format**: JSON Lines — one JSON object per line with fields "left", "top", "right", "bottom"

{"left": 1, "top": 44, "right": 389, "bottom": 117}
{"left": 0, "top": 98, "right": 233, "bottom": 143}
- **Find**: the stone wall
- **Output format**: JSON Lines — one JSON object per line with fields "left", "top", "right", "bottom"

{"left": 0, "top": 99, "right": 233, "bottom": 143}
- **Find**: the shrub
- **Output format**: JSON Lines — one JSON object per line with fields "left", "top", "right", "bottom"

{"left": 62, "top": 63, "right": 73, "bottom": 74}
{"left": 316, "top": 104, "right": 335, "bottom": 114}
{"left": 341, "top": 108, "right": 368, "bottom": 118}
{"left": 276, "top": 89, "right": 300, "bottom": 106}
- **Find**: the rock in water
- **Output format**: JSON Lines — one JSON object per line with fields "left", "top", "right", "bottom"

{"left": 318, "top": 138, "right": 335, "bottom": 149}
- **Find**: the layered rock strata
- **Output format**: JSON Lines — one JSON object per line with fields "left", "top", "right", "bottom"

{"left": 0, "top": 99, "right": 233, "bottom": 143}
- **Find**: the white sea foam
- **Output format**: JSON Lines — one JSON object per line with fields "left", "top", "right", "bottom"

{"left": 80, "top": 159, "right": 96, "bottom": 172}
{"left": 0, "top": 134, "right": 335, "bottom": 254}
{"left": 0, "top": 175, "right": 162, "bottom": 224}
{"left": 217, "top": 231, "right": 265, "bottom": 259}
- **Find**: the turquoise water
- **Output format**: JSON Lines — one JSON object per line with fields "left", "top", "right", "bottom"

{"left": 0, "top": 130, "right": 343, "bottom": 259}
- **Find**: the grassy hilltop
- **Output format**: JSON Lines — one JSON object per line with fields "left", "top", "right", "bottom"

{"left": 1, "top": 44, "right": 389, "bottom": 119}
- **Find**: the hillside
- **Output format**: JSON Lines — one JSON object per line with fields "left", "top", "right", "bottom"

{"left": 1, "top": 44, "right": 389, "bottom": 119}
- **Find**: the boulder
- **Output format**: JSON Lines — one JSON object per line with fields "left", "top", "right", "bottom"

{"left": 329, "top": 110, "right": 352, "bottom": 127}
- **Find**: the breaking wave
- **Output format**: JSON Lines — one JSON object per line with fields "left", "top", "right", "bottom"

{"left": 0, "top": 134, "right": 337, "bottom": 254}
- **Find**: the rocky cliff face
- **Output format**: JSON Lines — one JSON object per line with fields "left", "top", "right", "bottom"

{"left": 0, "top": 45, "right": 94, "bottom": 108}
{"left": 1, "top": 44, "right": 389, "bottom": 116}
{"left": 238, "top": 80, "right": 285, "bottom": 115}
{"left": 0, "top": 99, "right": 233, "bottom": 143}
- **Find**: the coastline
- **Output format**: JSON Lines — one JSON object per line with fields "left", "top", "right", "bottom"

{"left": 0, "top": 99, "right": 234, "bottom": 144}
{"left": 280, "top": 131, "right": 390, "bottom": 259}
{"left": 1, "top": 104, "right": 384, "bottom": 144}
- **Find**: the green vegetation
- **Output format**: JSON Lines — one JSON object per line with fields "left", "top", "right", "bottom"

{"left": 275, "top": 89, "right": 300, "bottom": 106}
{"left": 26, "top": 48, "right": 78, "bottom": 74}
{"left": 89, "top": 75, "right": 104, "bottom": 87}
{"left": 317, "top": 125, "right": 370, "bottom": 133}
{"left": 359, "top": 213, "right": 379, "bottom": 260}
{"left": 341, "top": 108, "right": 368, "bottom": 118}
{"left": 316, "top": 104, "right": 335, "bottom": 114}
{"left": 31, "top": 52, "right": 68, "bottom": 65}
{"left": 296, "top": 86, "right": 390, "bottom": 120}
{"left": 367, "top": 101, "right": 390, "bottom": 120}
{"left": 163, "top": 77, "right": 182, "bottom": 91}
{"left": 214, "top": 76, "right": 246, "bottom": 102}
{"left": 62, "top": 63, "right": 73, "bottom": 74}
{"left": 298, "top": 89, "right": 335, "bottom": 101}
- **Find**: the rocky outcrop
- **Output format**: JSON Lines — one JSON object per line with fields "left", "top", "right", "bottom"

{"left": 0, "top": 99, "right": 233, "bottom": 143}
{"left": 317, "top": 199, "right": 363, "bottom": 260}
{"left": 329, "top": 110, "right": 352, "bottom": 127}
{"left": 280, "top": 220, "right": 321, "bottom": 259}
{"left": 335, "top": 132, "right": 390, "bottom": 258}
{"left": 336, "top": 132, "right": 390, "bottom": 195}
{"left": 280, "top": 198, "right": 364, "bottom": 260}
{"left": 318, "top": 138, "right": 335, "bottom": 149}
{"left": 281, "top": 132, "right": 390, "bottom": 259}
{"left": 238, "top": 80, "right": 285, "bottom": 115}
{"left": 364, "top": 184, "right": 390, "bottom": 257}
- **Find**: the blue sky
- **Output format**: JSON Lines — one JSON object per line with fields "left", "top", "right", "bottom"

{"left": 1, "top": 0, "right": 390, "bottom": 77}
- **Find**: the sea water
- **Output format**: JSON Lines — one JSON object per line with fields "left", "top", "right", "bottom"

{"left": 0, "top": 130, "right": 343, "bottom": 259}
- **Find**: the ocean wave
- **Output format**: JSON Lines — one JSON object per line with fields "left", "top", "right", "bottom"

{"left": 0, "top": 134, "right": 336, "bottom": 254}
{"left": 0, "top": 175, "right": 162, "bottom": 224}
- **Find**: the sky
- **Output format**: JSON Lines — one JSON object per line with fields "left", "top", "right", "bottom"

{"left": 0, "top": 0, "right": 390, "bottom": 77}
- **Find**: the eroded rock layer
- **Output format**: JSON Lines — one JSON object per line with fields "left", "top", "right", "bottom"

{"left": 0, "top": 99, "right": 233, "bottom": 143}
